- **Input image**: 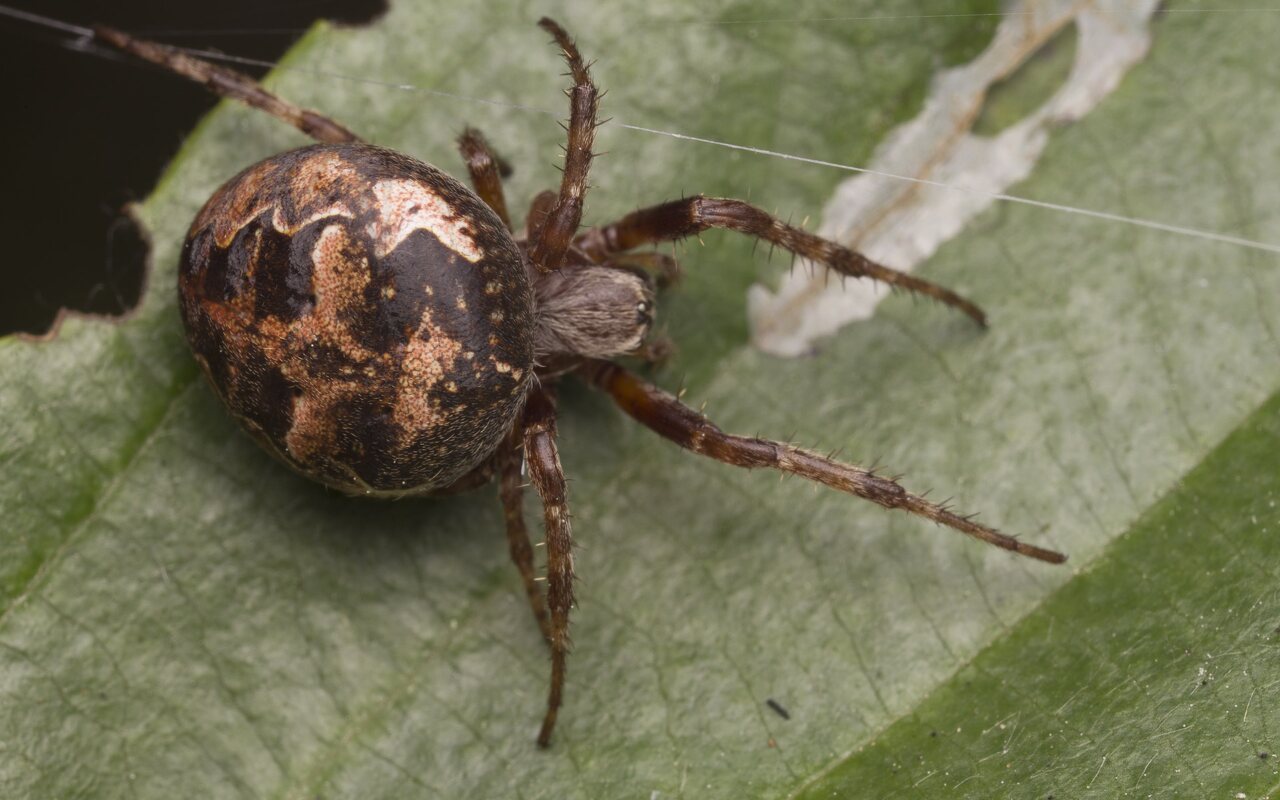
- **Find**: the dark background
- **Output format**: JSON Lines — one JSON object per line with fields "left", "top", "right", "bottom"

{"left": 0, "top": 0, "right": 386, "bottom": 336}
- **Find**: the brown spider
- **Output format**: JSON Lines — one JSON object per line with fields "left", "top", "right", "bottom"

{"left": 93, "top": 18, "right": 1065, "bottom": 748}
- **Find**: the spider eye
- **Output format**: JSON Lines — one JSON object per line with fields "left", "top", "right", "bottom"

{"left": 635, "top": 300, "right": 654, "bottom": 327}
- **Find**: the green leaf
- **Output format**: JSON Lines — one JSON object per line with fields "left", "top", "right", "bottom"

{"left": 3, "top": 1, "right": 1278, "bottom": 798}
{"left": 794, "top": 375, "right": 1280, "bottom": 798}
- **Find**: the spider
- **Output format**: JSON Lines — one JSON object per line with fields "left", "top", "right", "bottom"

{"left": 93, "top": 17, "right": 1066, "bottom": 748}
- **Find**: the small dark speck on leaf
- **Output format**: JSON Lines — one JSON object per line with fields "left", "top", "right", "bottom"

{"left": 930, "top": 730, "right": 939, "bottom": 738}
{"left": 765, "top": 698, "right": 790, "bottom": 720}
{"left": 1260, "top": 751, "right": 1270, "bottom": 760}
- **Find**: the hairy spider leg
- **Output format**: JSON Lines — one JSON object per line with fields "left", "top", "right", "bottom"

{"left": 520, "top": 388, "right": 576, "bottom": 747}
{"left": 458, "top": 127, "right": 513, "bottom": 230}
{"left": 525, "top": 18, "right": 600, "bottom": 274}
{"left": 580, "top": 359, "right": 1066, "bottom": 564}
{"left": 575, "top": 195, "right": 989, "bottom": 326}
{"left": 498, "top": 431, "right": 553, "bottom": 643}
{"left": 94, "top": 26, "right": 360, "bottom": 145}
{"left": 97, "top": 25, "right": 526, "bottom": 239}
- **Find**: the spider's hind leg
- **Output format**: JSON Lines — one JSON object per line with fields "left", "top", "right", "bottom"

{"left": 521, "top": 388, "right": 577, "bottom": 747}
{"left": 458, "top": 127, "right": 513, "bottom": 230}
{"left": 94, "top": 26, "right": 360, "bottom": 144}
{"left": 579, "top": 359, "right": 1066, "bottom": 564}
{"left": 498, "top": 434, "right": 553, "bottom": 644}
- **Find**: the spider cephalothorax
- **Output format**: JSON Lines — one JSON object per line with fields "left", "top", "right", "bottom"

{"left": 97, "top": 17, "right": 1065, "bottom": 748}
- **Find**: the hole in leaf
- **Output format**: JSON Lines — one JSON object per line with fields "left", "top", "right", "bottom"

{"left": 9, "top": 205, "right": 150, "bottom": 341}
{"left": 0, "top": 0, "right": 387, "bottom": 340}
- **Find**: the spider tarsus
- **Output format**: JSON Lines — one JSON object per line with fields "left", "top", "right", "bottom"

{"left": 902, "top": 494, "right": 1066, "bottom": 564}
{"left": 536, "top": 715, "right": 557, "bottom": 749}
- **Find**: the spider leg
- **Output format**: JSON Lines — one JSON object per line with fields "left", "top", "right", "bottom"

{"left": 458, "top": 127, "right": 513, "bottom": 230}
{"left": 524, "top": 190, "right": 558, "bottom": 243}
{"left": 579, "top": 359, "right": 1066, "bottom": 564}
{"left": 575, "top": 196, "right": 987, "bottom": 326}
{"left": 521, "top": 387, "right": 576, "bottom": 747}
{"left": 498, "top": 432, "right": 553, "bottom": 644}
{"left": 93, "top": 27, "right": 359, "bottom": 145}
{"left": 526, "top": 18, "right": 600, "bottom": 273}
{"left": 603, "top": 251, "right": 682, "bottom": 289}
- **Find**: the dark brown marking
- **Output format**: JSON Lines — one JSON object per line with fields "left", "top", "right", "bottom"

{"left": 361, "top": 227, "right": 473, "bottom": 353}
{"left": 235, "top": 344, "right": 297, "bottom": 444}
{"left": 254, "top": 218, "right": 318, "bottom": 321}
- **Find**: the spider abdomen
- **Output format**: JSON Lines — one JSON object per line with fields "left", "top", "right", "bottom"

{"left": 179, "top": 143, "right": 535, "bottom": 495}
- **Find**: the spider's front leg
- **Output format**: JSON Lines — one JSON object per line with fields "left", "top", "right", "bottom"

{"left": 521, "top": 387, "right": 577, "bottom": 747}
{"left": 526, "top": 18, "right": 600, "bottom": 273}
{"left": 575, "top": 196, "right": 988, "bottom": 326}
{"left": 579, "top": 360, "right": 1066, "bottom": 564}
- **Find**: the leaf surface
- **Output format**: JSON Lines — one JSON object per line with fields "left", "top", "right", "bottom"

{"left": 2, "top": 2, "right": 1279, "bottom": 798}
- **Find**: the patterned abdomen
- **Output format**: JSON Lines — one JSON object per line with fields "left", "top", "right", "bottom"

{"left": 179, "top": 143, "right": 535, "bottom": 495}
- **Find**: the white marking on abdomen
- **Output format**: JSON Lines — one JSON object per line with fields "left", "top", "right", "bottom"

{"left": 368, "top": 179, "right": 484, "bottom": 262}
